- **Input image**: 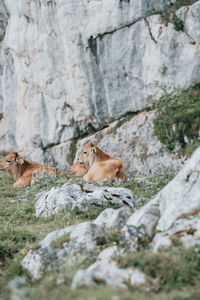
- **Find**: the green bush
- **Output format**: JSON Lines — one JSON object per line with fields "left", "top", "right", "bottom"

{"left": 153, "top": 84, "right": 200, "bottom": 153}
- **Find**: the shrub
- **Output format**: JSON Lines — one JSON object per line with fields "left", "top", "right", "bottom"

{"left": 153, "top": 84, "right": 200, "bottom": 153}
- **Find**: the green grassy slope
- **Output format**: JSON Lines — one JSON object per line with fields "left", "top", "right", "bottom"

{"left": 0, "top": 154, "right": 200, "bottom": 300}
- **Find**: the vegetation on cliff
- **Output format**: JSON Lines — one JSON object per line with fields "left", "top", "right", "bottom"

{"left": 153, "top": 84, "right": 200, "bottom": 157}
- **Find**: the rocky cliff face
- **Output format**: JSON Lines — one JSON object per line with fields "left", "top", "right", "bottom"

{"left": 0, "top": 0, "right": 199, "bottom": 169}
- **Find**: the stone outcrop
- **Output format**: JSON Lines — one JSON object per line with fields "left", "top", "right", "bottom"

{"left": 22, "top": 222, "right": 108, "bottom": 279}
{"left": 121, "top": 147, "right": 200, "bottom": 251}
{"left": 93, "top": 207, "right": 132, "bottom": 230}
{"left": 72, "top": 246, "right": 147, "bottom": 290}
{"left": 0, "top": 0, "right": 199, "bottom": 169}
{"left": 35, "top": 183, "right": 136, "bottom": 217}
{"left": 74, "top": 110, "right": 184, "bottom": 173}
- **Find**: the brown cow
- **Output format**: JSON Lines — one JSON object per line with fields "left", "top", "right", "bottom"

{"left": 71, "top": 161, "right": 88, "bottom": 176}
{"left": 78, "top": 142, "right": 127, "bottom": 185}
{"left": 0, "top": 152, "right": 60, "bottom": 187}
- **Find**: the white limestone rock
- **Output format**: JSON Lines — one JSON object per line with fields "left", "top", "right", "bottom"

{"left": 35, "top": 184, "right": 82, "bottom": 217}
{"left": 72, "top": 184, "right": 137, "bottom": 211}
{"left": 0, "top": 0, "right": 200, "bottom": 170}
{"left": 155, "top": 147, "right": 200, "bottom": 232}
{"left": 121, "top": 147, "right": 200, "bottom": 251}
{"left": 22, "top": 222, "right": 108, "bottom": 279}
{"left": 72, "top": 246, "right": 147, "bottom": 290}
{"left": 21, "top": 251, "right": 44, "bottom": 280}
{"left": 153, "top": 215, "right": 200, "bottom": 252}
{"left": 35, "top": 183, "right": 137, "bottom": 217}
{"left": 93, "top": 207, "right": 132, "bottom": 230}
{"left": 122, "top": 197, "right": 160, "bottom": 238}
{"left": 75, "top": 111, "right": 184, "bottom": 173}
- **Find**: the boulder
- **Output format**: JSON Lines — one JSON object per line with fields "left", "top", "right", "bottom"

{"left": 72, "top": 246, "right": 147, "bottom": 290}
{"left": 122, "top": 197, "right": 160, "bottom": 238}
{"left": 120, "top": 147, "right": 200, "bottom": 251}
{"left": 73, "top": 184, "right": 136, "bottom": 211}
{"left": 35, "top": 183, "right": 137, "bottom": 217}
{"left": 22, "top": 222, "right": 108, "bottom": 279}
{"left": 35, "top": 184, "right": 82, "bottom": 217}
{"left": 155, "top": 147, "right": 200, "bottom": 232}
{"left": 93, "top": 207, "right": 132, "bottom": 230}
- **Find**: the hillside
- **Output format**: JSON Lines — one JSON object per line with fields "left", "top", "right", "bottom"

{"left": 0, "top": 0, "right": 199, "bottom": 169}
{"left": 0, "top": 0, "right": 200, "bottom": 299}
{"left": 0, "top": 148, "right": 200, "bottom": 299}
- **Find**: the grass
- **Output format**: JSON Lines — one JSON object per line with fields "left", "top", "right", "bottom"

{"left": 0, "top": 168, "right": 136, "bottom": 296}
{"left": 0, "top": 171, "right": 102, "bottom": 294}
{"left": 13, "top": 285, "right": 200, "bottom": 300}
{"left": 51, "top": 233, "right": 71, "bottom": 249}
{"left": 6, "top": 247, "right": 200, "bottom": 300}
{"left": 153, "top": 84, "right": 200, "bottom": 155}
{"left": 114, "top": 166, "right": 178, "bottom": 202}
{"left": 0, "top": 154, "right": 192, "bottom": 300}
{"left": 116, "top": 247, "right": 200, "bottom": 291}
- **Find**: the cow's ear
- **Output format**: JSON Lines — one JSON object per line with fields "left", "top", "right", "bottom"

{"left": 91, "top": 148, "right": 96, "bottom": 153}
{"left": 88, "top": 142, "right": 95, "bottom": 147}
{"left": 16, "top": 156, "right": 25, "bottom": 164}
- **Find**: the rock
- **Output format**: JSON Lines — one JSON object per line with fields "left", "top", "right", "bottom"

{"left": 22, "top": 222, "right": 108, "bottom": 279}
{"left": 40, "top": 222, "right": 108, "bottom": 251}
{"left": 93, "top": 207, "right": 132, "bottom": 230}
{"left": 122, "top": 197, "right": 160, "bottom": 238}
{"left": 9, "top": 277, "right": 26, "bottom": 289}
{"left": 8, "top": 276, "right": 30, "bottom": 300}
{"left": 0, "top": 0, "right": 200, "bottom": 169}
{"left": 71, "top": 186, "right": 108, "bottom": 211}
{"left": 155, "top": 147, "right": 200, "bottom": 232}
{"left": 35, "top": 183, "right": 137, "bottom": 217}
{"left": 121, "top": 147, "right": 200, "bottom": 251}
{"left": 120, "top": 225, "right": 150, "bottom": 252}
{"left": 44, "top": 141, "right": 73, "bottom": 168}
{"left": 153, "top": 215, "right": 200, "bottom": 252}
{"left": 35, "top": 184, "right": 82, "bottom": 217}
{"left": 74, "top": 111, "right": 183, "bottom": 174}
{"left": 21, "top": 251, "right": 44, "bottom": 280}
{"left": 79, "top": 184, "right": 136, "bottom": 209}
{"left": 72, "top": 246, "right": 147, "bottom": 290}
{"left": 74, "top": 111, "right": 184, "bottom": 174}
{"left": 71, "top": 184, "right": 137, "bottom": 211}
{"left": 8, "top": 277, "right": 30, "bottom": 300}
{"left": 97, "top": 111, "right": 183, "bottom": 172}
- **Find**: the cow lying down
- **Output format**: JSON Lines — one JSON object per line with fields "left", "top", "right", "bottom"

{"left": 71, "top": 161, "right": 88, "bottom": 176}
{"left": 78, "top": 142, "right": 127, "bottom": 185}
{"left": 0, "top": 152, "right": 60, "bottom": 187}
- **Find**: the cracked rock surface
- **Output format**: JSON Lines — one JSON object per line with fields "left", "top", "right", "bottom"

{"left": 0, "top": 1, "right": 199, "bottom": 169}
{"left": 35, "top": 183, "right": 137, "bottom": 217}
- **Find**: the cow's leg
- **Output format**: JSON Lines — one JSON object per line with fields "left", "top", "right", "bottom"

{"left": 14, "top": 174, "right": 32, "bottom": 187}
{"left": 14, "top": 178, "right": 29, "bottom": 187}
{"left": 109, "top": 168, "right": 119, "bottom": 186}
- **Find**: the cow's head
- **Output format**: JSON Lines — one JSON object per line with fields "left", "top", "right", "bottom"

{"left": 0, "top": 152, "right": 26, "bottom": 172}
{"left": 78, "top": 142, "right": 97, "bottom": 167}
